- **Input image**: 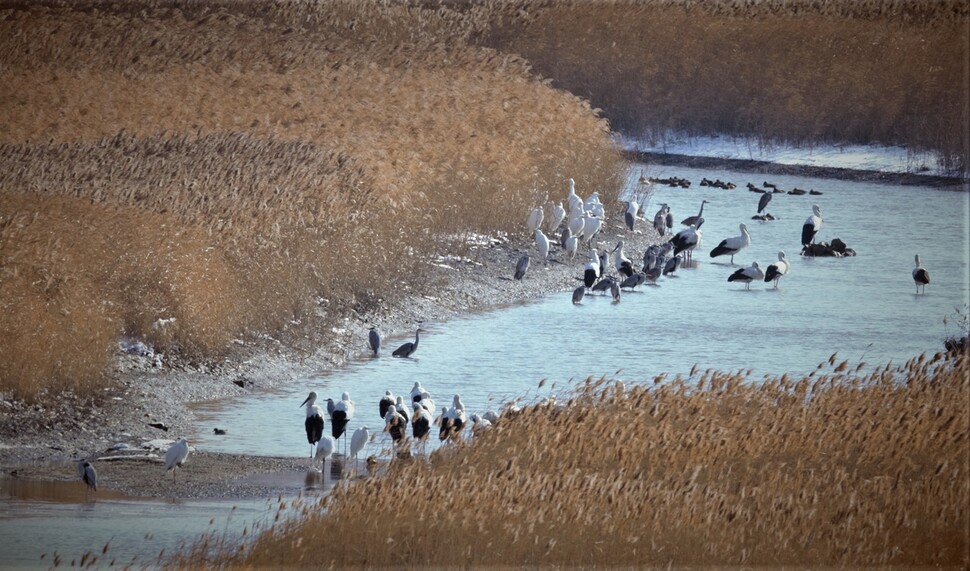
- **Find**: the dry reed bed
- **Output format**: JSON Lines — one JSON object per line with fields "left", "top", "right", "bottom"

{"left": 192, "top": 352, "right": 968, "bottom": 568}
{"left": 480, "top": 0, "right": 969, "bottom": 173}
{"left": 0, "top": 1, "right": 622, "bottom": 400}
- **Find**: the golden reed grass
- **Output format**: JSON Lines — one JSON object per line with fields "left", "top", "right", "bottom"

{"left": 0, "top": 1, "right": 622, "bottom": 400}
{"left": 480, "top": 0, "right": 969, "bottom": 173}
{"left": 179, "top": 352, "right": 968, "bottom": 568}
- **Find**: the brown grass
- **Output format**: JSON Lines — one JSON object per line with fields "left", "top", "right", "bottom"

{"left": 182, "top": 352, "right": 969, "bottom": 568}
{"left": 479, "top": 0, "right": 970, "bottom": 173}
{"left": 0, "top": 1, "right": 621, "bottom": 400}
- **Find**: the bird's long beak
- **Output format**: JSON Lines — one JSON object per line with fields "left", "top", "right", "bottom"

{"left": 300, "top": 396, "right": 310, "bottom": 408}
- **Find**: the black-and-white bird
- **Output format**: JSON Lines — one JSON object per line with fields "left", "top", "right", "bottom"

{"left": 395, "top": 396, "right": 410, "bottom": 424}
{"left": 393, "top": 328, "right": 423, "bottom": 358}
{"left": 801, "top": 204, "right": 823, "bottom": 246}
{"left": 378, "top": 390, "right": 396, "bottom": 420}
{"left": 764, "top": 251, "right": 790, "bottom": 288}
{"left": 514, "top": 255, "right": 530, "bottom": 280}
{"left": 710, "top": 223, "right": 752, "bottom": 265}
{"left": 78, "top": 460, "right": 97, "bottom": 494}
{"left": 681, "top": 200, "right": 709, "bottom": 227}
{"left": 757, "top": 192, "right": 772, "bottom": 214}
{"left": 612, "top": 240, "right": 634, "bottom": 277}
{"left": 409, "top": 381, "right": 425, "bottom": 402}
{"left": 912, "top": 254, "right": 930, "bottom": 294}
{"left": 670, "top": 220, "right": 704, "bottom": 262}
{"left": 164, "top": 438, "right": 190, "bottom": 482}
{"left": 368, "top": 326, "right": 381, "bottom": 356}
{"left": 411, "top": 401, "right": 432, "bottom": 442}
{"left": 384, "top": 406, "right": 407, "bottom": 447}
{"left": 301, "top": 391, "right": 325, "bottom": 458}
{"left": 728, "top": 261, "right": 765, "bottom": 290}
{"left": 437, "top": 406, "right": 466, "bottom": 441}
{"left": 332, "top": 392, "right": 355, "bottom": 451}
{"left": 583, "top": 249, "right": 600, "bottom": 289}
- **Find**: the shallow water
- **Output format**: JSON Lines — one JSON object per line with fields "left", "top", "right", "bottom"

{"left": 191, "top": 164, "right": 969, "bottom": 459}
{"left": 0, "top": 473, "right": 335, "bottom": 568}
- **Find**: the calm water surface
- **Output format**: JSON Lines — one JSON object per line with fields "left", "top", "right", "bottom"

{"left": 192, "top": 164, "right": 969, "bottom": 459}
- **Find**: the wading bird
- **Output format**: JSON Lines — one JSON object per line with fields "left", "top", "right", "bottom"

{"left": 384, "top": 406, "right": 407, "bottom": 448}
{"left": 624, "top": 200, "right": 638, "bottom": 231}
{"left": 410, "top": 381, "right": 424, "bottom": 402}
{"left": 710, "top": 223, "right": 752, "bottom": 265}
{"left": 612, "top": 240, "right": 634, "bottom": 277}
{"left": 802, "top": 204, "right": 823, "bottom": 246}
{"left": 164, "top": 438, "right": 190, "bottom": 483}
{"left": 583, "top": 249, "right": 600, "bottom": 289}
{"left": 549, "top": 202, "right": 566, "bottom": 232}
{"left": 332, "top": 392, "right": 355, "bottom": 453}
{"left": 592, "top": 276, "right": 617, "bottom": 295}
{"left": 582, "top": 212, "right": 603, "bottom": 246}
{"left": 378, "top": 390, "right": 395, "bottom": 420}
{"left": 514, "top": 255, "right": 530, "bottom": 280}
{"left": 527, "top": 207, "right": 543, "bottom": 233}
{"left": 411, "top": 401, "right": 432, "bottom": 444}
{"left": 620, "top": 271, "right": 646, "bottom": 290}
{"left": 671, "top": 220, "right": 704, "bottom": 262}
{"left": 393, "top": 328, "right": 423, "bottom": 358}
{"left": 315, "top": 436, "right": 335, "bottom": 469}
{"left": 350, "top": 426, "right": 370, "bottom": 463}
{"left": 565, "top": 233, "right": 578, "bottom": 259}
{"left": 757, "top": 192, "right": 772, "bottom": 214}
{"left": 368, "top": 326, "right": 381, "bottom": 356}
{"left": 611, "top": 281, "right": 621, "bottom": 302}
{"left": 664, "top": 253, "right": 683, "bottom": 276}
{"left": 395, "top": 396, "right": 410, "bottom": 424}
{"left": 681, "top": 200, "right": 709, "bottom": 227}
{"left": 535, "top": 229, "right": 550, "bottom": 259}
{"left": 912, "top": 254, "right": 930, "bottom": 294}
{"left": 301, "top": 391, "right": 325, "bottom": 457}
{"left": 78, "top": 460, "right": 97, "bottom": 495}
{"left": 728, "top": 261, "right": 765, "bottom": 290}
{"left": 572, "top": 285, "right": 585, "bottom": 305}
{"left": 764, "top": 251, "right": 790, "bottom": 288}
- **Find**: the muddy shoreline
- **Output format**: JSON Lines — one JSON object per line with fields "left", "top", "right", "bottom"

{"left": 0, "top": 209, "right": 663, "bottom": 499}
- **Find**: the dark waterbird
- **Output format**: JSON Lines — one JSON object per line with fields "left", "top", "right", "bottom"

{"left": 368, "top": 325, "right": 381, "bottom": 356}
{"left": 393, "top": 328, "right": 423, "bottom": 358}
{"left": 514, "top": 255, "right": 530, "bottom": 280}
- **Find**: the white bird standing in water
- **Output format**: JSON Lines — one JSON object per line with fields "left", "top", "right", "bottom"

{"left": 535, "top": 229, "right": 550, "bottom": 259}
{"left": 315, "top": 436, "right": 335, "bottom": 469}
{"left": 912, "top": 254, "right": 930, "bottom": 294}
{"left": 164, "top": 438, "right": 190, "bottom": 482}
{"left": 764, "top": 251, "right": 790, "bottom": 288}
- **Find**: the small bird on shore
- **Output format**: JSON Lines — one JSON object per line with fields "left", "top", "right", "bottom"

{"left": 164, "top": 438, "right": 190, "bottom": 483}
{"left": 912, "top": 254, "right": 930, "bottom": 294}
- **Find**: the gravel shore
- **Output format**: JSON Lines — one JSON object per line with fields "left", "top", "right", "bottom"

{"left": 0, "top": 202, "right": 663, "bottom": 499}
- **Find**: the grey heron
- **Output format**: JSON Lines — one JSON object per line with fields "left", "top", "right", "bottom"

{"left": 565, "top": 234, "right": 578, "bottom": 259}
{"left": 619, "top": 271, "right": 646, "bottom": 290}
{"left": 572, "top": 285, "right": 585, "bottom": 304}
{"left": 393, "top": 328, "right": 423, "bottom": 358}
{"left": 164, "top": 438, "right": 190, "bottom": 482}
{"left": 764, "top": 251, "right": 790, "bottom": 288}
{"left": 663, "top": 254, "right": 683, "bottom": 276}
{"left": 653, "top": 204, "right": 668, "bottom": 236}
{"left": 514, "top": 255, "right": 530, "bottom": 280}
{"left": 681, "top": 200, "right": 709, "bottom": 227}
{"left": 610, "top": 281, "right": 621, "bottom": 302}
{"left": 802, "top": 204, "right": 823, "bottom": 246}
{"left": 78, "top": 460, "right": 97, "bottom": 495}
{"left": 301, "top": 391, "right": 325, "bottom": 457}
{"left": 368, "top": 326, "right": 381, "bottom": 356}
{"left": 592, "top": 276, "right": 617, "bottom": 295}
{"left": 913, "top": 254, "right": 930, "bottom": 294}
{"left": 710, "top": 223, "right": 752, "bottom": 265}
{"left": 728, "top": 261, "right": 765, "bottom": 290}
{"left": 757, "top": 192, "right": 772, "bottom": 214}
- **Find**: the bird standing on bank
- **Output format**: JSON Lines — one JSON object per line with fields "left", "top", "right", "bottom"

{"left": 164, "top": 438, "right": 190, "bottom": 483}
{"left": 514, "top": 255, "right": 530, "bottom": 280}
